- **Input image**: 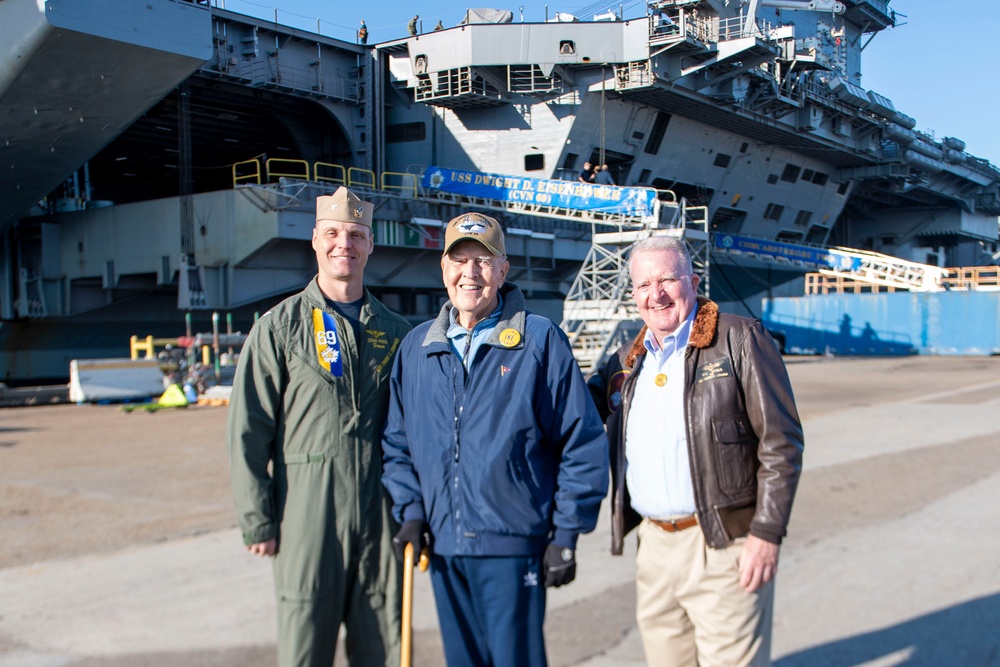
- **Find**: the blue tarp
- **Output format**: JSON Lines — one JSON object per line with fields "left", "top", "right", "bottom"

{"left": 763, "top": 291, "right": 1000, "bottom": 355}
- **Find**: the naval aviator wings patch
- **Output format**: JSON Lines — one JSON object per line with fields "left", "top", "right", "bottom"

{"left": 696, "top": 358, "right": 733, "bottom": 384}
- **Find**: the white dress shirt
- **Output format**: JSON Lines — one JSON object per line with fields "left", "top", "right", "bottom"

{"left": 624, "top": 307, "right": 698, "bottom": 518}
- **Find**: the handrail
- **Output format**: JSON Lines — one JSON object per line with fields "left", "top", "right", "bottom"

{"left": 347, "top": 167, "right": 376, "bottom": 189}
{"left": 232, "top": 159, "right": 262, "bottom": 186}
{"left": 805, "top": 265, "right": 1000, "bottom": 294}
{"left": 265, "top": 158, "right": 310, "bottom": 182}
{"left": 380, "top": 171, "right": 419, "bottom": 195}
{"left": 314, "top": 161, "right": 346, "bottom": 185}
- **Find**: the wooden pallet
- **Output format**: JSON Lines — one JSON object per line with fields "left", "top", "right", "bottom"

{"left": 197, "top": 397, "right": 230, "bottom": 407}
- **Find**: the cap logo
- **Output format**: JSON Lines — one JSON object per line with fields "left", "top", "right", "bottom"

{"left": 457, "top": 218, "right": 489, "bottom": 235}
{"left": 353, "top": 205, "right": 365, "bottom": 218}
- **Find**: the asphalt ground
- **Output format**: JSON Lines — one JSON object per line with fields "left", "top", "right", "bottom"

{"left": 2, "top": 355, "right": 999, "bottom": 666}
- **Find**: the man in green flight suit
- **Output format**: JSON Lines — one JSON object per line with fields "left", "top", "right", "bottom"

{"left": 228, "top": 186, "right": 410, "bottom": 667}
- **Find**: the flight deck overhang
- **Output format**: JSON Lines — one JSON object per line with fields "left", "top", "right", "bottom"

{"left": 0, "top": 0, "right": 213, "bottom": 232}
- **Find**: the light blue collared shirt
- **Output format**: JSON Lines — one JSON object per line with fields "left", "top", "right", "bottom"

{"left": 446, "top": 294, "right": 504, "bottom": 370}
{"left": 624, "top": 305, "right": 698, "bottom": 518}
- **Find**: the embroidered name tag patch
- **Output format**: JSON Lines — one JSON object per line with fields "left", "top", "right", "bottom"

{"left": 366, "top": 328, "right": 388, "bottom": 351}
{"left": 697, "top": 358, "right": 732, "bottom": 384}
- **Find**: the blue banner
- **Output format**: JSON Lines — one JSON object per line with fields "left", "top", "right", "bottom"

{"left": 714, "top": 234, "right": 862, "bottom": 271}
{"left": 421, "top": 166, "right": 658, "bottom": 218}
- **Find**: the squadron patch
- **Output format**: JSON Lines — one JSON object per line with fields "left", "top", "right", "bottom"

{"left": 696, "top": 358, "right": 732, "bottom": 384}
{"left": 312, "top": 308, "right": 343, "bottom": 378}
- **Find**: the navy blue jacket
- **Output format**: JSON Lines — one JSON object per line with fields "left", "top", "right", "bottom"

{"left": 381, "top": 284, "right": 609, "bottom": 557}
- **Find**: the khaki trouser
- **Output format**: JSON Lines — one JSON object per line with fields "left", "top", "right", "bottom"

{"left": 635, "top": 518, "right": 774, "bottom": 667}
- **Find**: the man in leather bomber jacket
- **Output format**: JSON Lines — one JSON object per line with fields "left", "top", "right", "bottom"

{"left": 589, "top": 236, "right": 803, "bottom": 667}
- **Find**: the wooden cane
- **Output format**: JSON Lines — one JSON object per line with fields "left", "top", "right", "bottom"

{"left": 401, "top": 543, "right": 430, "bottom": 667}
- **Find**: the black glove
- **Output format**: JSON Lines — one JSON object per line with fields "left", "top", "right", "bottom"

{"left": 392, "top": 520, "right": 430, "bottom": 564}
{"left": 543, "top": 543, "right": 576, "bottom": 588}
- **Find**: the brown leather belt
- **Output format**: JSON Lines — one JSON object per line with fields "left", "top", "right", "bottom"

{"left": 648, "top": 515, "right": 698, "bottom": 532}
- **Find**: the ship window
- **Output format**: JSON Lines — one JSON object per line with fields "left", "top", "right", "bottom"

{"left": 644, "top": 112, "right": 672, "bottom": 155}
{"left": 806, "top": 226, "right": 829, "bottom": 245}
{"left": 710, "top": 207, "right": 747, "bottom": 234}
{"left": 794, "top": 210, "right": 812, "bottom": 227}
{"left": 639, "top": 168, "right": 651, "bottom": 183}
{"left": 764, "top": 203, "right": 784, "bottom": 222}
{"left": 739, "top": 142, "right": 749, "bottom": 153}
{"left": 780, "top": 164, "right": 800, "bottom": 183}
{"left": 524, "top": 153, "right": 545, "bottom": 171}
{"left": 776, "top": 230, "right": 803, "bottom": 243}
{"left": 562, "top": 153, "right": 579, "bottom": 169}
{"left": 766, "top": 174, "right": 779, "bottom": 185}
{"left": 559, "top": 40, "right": 576, "bottom": 55}
{"left": 632, "top": 131, "right": 645, "bottom": 141}
{"left": 386, "top": 122, "right": 426, "bottom": 143}
{"left": 713, "top": 153, "right": 731, "bottom": 168}
{"left": 812, "top": 171, "right": 829, "bottom": 185}
{"left": 837, "top": 182, "right": 849, "bottom": 195}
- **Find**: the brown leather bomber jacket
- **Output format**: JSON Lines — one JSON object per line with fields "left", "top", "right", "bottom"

{"left": 591, "top": 298, "right": 804, "bottom": 554}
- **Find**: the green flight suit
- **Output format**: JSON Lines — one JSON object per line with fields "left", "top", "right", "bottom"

{"left": 228, "top": 279, "right": 410, "bottom": 667}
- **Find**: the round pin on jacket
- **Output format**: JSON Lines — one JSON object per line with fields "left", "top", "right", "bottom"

{"left": 498, "top": 328, "right": 521, "bottom": 347}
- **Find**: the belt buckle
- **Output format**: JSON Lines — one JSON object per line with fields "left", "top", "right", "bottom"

{"left": 668, "top": 518, "right": 680, "bottom": 531}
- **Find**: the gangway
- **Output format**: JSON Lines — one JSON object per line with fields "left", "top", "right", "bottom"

{"left": 818, "top": 247, "right": 947, "bottom": 292}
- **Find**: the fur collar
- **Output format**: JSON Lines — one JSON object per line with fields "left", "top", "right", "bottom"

{"left": 625, "top": 297, "right": 718, "bottom": 368}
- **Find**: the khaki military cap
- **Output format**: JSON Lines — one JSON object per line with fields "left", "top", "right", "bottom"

{"left": 315, "top": 187, "right": 373, "bottom": 227}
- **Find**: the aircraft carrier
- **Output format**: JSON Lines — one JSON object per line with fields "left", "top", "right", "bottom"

{"left": 1, "top": 0, "right": 998, "bottom": 381}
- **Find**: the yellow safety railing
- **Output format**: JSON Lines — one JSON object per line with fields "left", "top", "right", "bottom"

{"left": 314, "top": 161, "right": 347, "bottom": 185}
{"left": 130, "top": 335, "right": 180, "bottom": 360}
{"left": 265, "top": 158, "right": 310, "bottom": 182}
{"left": 347, "top": 167, "right": 376, "bottom": 189}
{"left": 380, "top": 170, "right": 419, "bottom": 195}
{"left": 231, "top": 158, "right": 422, "bottom": 194}
{"left": 232, "top": 159, "right": 262, "bottom": 186}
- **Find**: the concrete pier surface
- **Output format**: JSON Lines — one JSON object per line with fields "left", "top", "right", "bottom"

{"left": 2, "top": 355, "right": 999, "bottom": 666}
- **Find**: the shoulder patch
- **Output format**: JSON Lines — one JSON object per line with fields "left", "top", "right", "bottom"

{"left": 606, "top": 369, "right": 630, "bottom": 413}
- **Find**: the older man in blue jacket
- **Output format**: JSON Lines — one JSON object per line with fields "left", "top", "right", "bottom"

{"left": 382, "top": 212, "right": 609, "bottom": 667}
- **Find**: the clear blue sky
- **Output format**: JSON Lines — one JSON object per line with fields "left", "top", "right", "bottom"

{"left": 214, "top": 0, "right": 1000, "bottom": 168}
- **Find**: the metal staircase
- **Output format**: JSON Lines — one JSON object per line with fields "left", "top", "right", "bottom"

{"left": 560, "top": 198, "right": 709, "bottom": 373}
